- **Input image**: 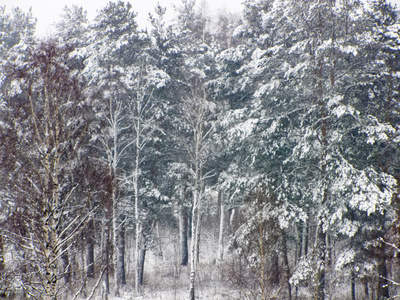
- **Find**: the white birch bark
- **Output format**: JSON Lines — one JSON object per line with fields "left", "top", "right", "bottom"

{"left": 185, "top": 90, "right": 215, "bottom": 300}
{"left": 134, "top": 108, "right": 141, "bottom": 295}
{"left": 217, "top": 196, "right": 225, "bottom": 262}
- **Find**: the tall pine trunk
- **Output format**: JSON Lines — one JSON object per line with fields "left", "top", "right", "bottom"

{"left": 282, "top": 231, "right": 292, "bottom": 300}
{"left": 138, "top": 235, "right": 146, "bottom": 285}
{"left": 315, "top": 222, "right": 326, "bottom": 300}
{"left": 377, "top": 242, "right": 389, "bottom": 299}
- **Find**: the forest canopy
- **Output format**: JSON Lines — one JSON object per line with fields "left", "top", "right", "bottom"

{"left": 0, "top": 0, "right": 400, "bottom": 299}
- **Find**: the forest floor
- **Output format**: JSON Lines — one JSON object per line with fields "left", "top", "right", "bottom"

{"left": 87, "top": 225, "right": 241, "bottom": 300}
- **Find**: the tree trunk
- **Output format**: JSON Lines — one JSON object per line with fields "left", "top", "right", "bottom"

{"left": 86, "top": 219, "right": 95, "bottom": 278}
{"left": 179, "top": 206, "right": 188, "bottom": 266}
{"left": 229, "top": 208, "right": 236, "bottom": 228}
{"left": 112, "top": 174, "right": 120, "bottom": 297}
{"left": 102, "top": 219, "right": 110, "bottom": 298}
{"left": 364, "top": 281, "right": 369, "bottom": 299}
{"left": 282, "top": 231, "right": 292, "bottom": 300}
{"left": 195, "top": 211, "right": 201, "bottom": 264}
{"left": 0, "top": 235, "right": 4, "bottom": 273}
{"left": 138, "top": 236, "right": 146, "bottom": 285}
{"left": 302, "top": 217, "right": 309, "bottom": 257}
{"left": 351, "top": 267, "right": 356, "bottom": 300}
{"left": 43, "top": 202, "right": 59, "bottom": 300}
{"left": 259, "top": 222, "right": 266, "bottom": 300}
{"left": 296, "top": 222, "right": 303, "bottom": 262}
{"left": 270, "top": 252, "right": 280, "bottom": 286}
{"left": 315, "top": 222, "right": 326, "bottom": 300}
{"left": 377, "top": 246, "right": 389, "bottom": 299}
{"left": 118, "top": 223, "right": 126, "bottom": 285}
{"left": 189, "top": 191, "right": 201, "bottom": 300}
{"left": 0, "top": 236, "right": 4, "bottom": 296}
{"left": 135, "top": 223, "right": 142, "bottom": 294}
{"left": 217, "top": 196, "right": 225, "bottom": 262}
{"left": 134, "top": 115, "right": 142, "bottom": 295}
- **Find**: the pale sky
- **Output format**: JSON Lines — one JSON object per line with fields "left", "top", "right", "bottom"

{"left": 2, "top": 0, "right": 400, "bottom": 37}
{"left": 2, "top": 0, "right": 243, "bottom": 37}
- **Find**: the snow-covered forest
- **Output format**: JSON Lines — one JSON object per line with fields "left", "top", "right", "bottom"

{"left": 1, "top": 0, "right": 400, "bottom": 299}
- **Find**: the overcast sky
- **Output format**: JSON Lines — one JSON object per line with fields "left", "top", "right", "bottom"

{"left": 2, "top": 0, "right": 243, "bottom": 37}
{"left": 3, "top": 0, "right": 400, "bottom": 37}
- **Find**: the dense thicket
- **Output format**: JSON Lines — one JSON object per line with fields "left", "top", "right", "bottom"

{"left": 1, "top": 0, "right": 400, "bottom": 299}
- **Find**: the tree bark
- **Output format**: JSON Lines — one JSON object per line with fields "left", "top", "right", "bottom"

{"left": 111, "top": 169, "right": 120, "bottom": 297}
{"left": 351, "top": 267, "right": 356, "bottom": 300}
{"left": 118, "top": 223, "right": 126, "bottom": 285}
{"left": 282, "top": 231, "right": 292, "bottom": 300}
{"left": 271, "top": 252, "right": 280, "bottom": 286}
{"left": 302, "top": 217, "right": 309, "bottom": 257}
{"left": 364, "top": 281, "right": 369, "bottom": 299}
{"left": 377, "top": 244, "right": 389, "bottom": 300}
{"left": 217, "top": 196, "right": 225, "bottom": 262}
{"left": 138, "top": 235, "right": 146, "bottom": 285}
{"left": 135, "top": 223, "right": 142, "bottom": 294}
{"left": 0, "top": 235, "right": 4, "bottom": 273}
{"left": 315, "top": 222, "right": 326, "bottom": 300}
{"left": 189, "top": 190, "right": 201, "bottom": 300}
{"left": 179, "top": 206, "right": 189, "bottom": 266}
{"left": 102, "top": 219, "right": 110, "bottom": 298}
{"left": 86, "top": 218, "right": 95, "bottom": 278}
{"left": 134, "top": 112, "right": 142, "bottom": 295}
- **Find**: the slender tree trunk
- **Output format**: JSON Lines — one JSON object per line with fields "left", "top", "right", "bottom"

{"left": 195, "top": 211, "right": 201, "bottom": 264}
{"left": 364, "top": 281, "right": 369, "bottom": 299}
{"left": 86, "top": 218, "right": 95, "bottom": 278}
{"left": 217, "top": 193, "right": 225, "bottom": 262}
{"left": 189, "top": 190, "right": 201, "bottom": 300}
{"left": 327, "top": 234, "right": 332, "bottom": 267}
{"left": 0, "top": 235, "right": 4, "bottom": 272}
{"left": 271, "top": 252, "right": 280, "bottom": 286}
{"left": 111, "top": 172, "right": 120, "bottom": 297}
{"left": 135, "top": 223, "right": 142, "bottom": 294}
{"left": 351, "top": 267, "right": 356, "bottom": 300}
{"left": 282, "top": 231, "right": 292, "bottom": 300}
{"left": 377, "top": 244, "right": 389, "bottom": 299}
{"left": 43, "top": 147, "right": 62, "bottom": 300}
{"left": 229, "top": 208, "right": 236, "bottom": 228}
{"left": 43, "top": 184, "right": 60, "bottom": 300}
{"left": 102, "top": 219, "right": 110, "bottom": 299}
{"left": 315, "top": 222, "right": 326, "bottom": 300}
{"left": 138, "top": 235, "right": 146, "bottom": 285}
{"left": 0, "top": 235, "right": 4, "bottom": 295}
{"left": 118, "top": 223, "right": 126, "bottom": 285}
{"left": 179, "top": 206, "right": 189, "bottom": 266}
{"left": 302, "top": 217, "right": 309, "bottom": 257}
{"left": 296, "top": 222, "right": 303, "bottom": 262}
{"left": 134, "top": 114, "right": 142, "bottom": 295}
{"left": 259, "top": 222, "right": 266, "bottom": 300}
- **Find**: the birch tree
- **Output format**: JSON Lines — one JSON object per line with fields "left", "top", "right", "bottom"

{"left": 2, "top": 40, "right": 93, "bottom": 300}
{"left": 181, "top": 79, "right": 217, "bottom": 300}
{"left": 84, "top": 2, "right": 145, "bottom": 296}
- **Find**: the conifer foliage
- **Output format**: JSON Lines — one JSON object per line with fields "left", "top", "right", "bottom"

{"left": 1, "top": 1, "right": 400, "bottom": 299}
